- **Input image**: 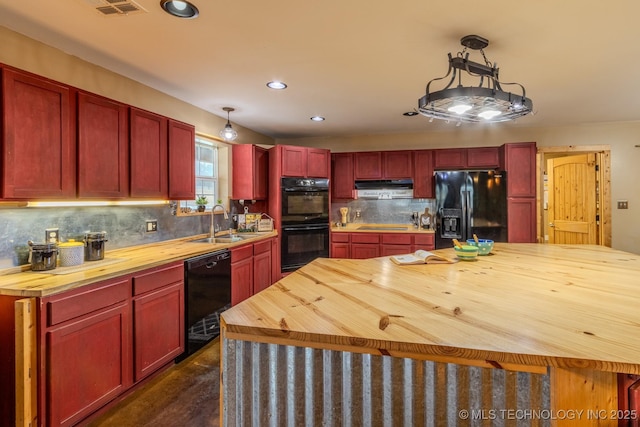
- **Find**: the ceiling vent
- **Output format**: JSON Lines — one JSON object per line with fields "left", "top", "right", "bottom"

{"left": 83, "top": 0, "right": 147, "bottom": 16}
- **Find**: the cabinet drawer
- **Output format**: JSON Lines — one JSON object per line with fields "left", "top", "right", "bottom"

{"left": 381, "top": 233, "right": 412, "bottom": 245}
{"left": 47, "top": 278, "right": 130, "bottom": 326}
{"left": 232, "top": 244, "right": 254, "bottom": 263}
{"left": 351, "top": 233, "right": 380, "bottom": 244}
{"left": 414, "top": 233, "right": 435, "bottom": 246}
{"left": 253, "top": 239, "right": 271, "bottom": 255}
{"left": 331, "top": 232, "right": 350, "bottom": 243}
{"left": 133, "top": 262, "right": 184, "bottom": 296}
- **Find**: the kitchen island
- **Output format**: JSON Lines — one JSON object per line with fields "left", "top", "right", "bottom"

{"left": 221, "top": 243, "right": 640, "bottom": 426}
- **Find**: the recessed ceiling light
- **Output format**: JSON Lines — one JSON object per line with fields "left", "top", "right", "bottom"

{"left": 403, "top": 111, "right": 418, "bottom": 116}
{"left": 310, "top": 116, "right": 325, "bottom": 122}
{"left": 266, "top": 81, "right": 287, "bottom": 90}
{"left": 160, "top": 0, "right": 199, "bottom": 18}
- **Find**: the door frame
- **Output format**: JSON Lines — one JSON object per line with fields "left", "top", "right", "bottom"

{"left": 536, "top": 145, "right": 611, "bottom": 247}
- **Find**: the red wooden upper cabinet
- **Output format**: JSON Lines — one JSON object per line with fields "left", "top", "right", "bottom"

{"left": 77, "top": 92, "right": 129, "bottom": 198}
{"left": 466, "top": 147, "right": 500, "bottom": 169}
{"left": 433, "top": 148, "right": 467, "bottom": 170}
{"left": 1, "top": 67, "right": 76, "bottom": 199}
{"left": 354, "top": 151, "right": 413, "bottom": 180}
{"left": 501, "top": 142, "right": 537, "bottom": 198}
{"left": 331, "top": 153, "right": 355, "bottom": 200}
{"left": 129, "top": 107, "right": 168, "bottom": 198}
{"left": 412, "top": 150, "right": 434, "bottom": 198}
{"left": 354, "top": 152, "right": 383, "bottom": 179}
{"left": 168, "top": 119, "right": 196, "bottom": 200}
{"left": 279, "top": 145, "right": 330, "bottom": 178}
{"left": 232, "top": 144, "right": 268, "bottom": 200}
{"left": 383, "top": 151, "right": 413, "bottom": 178}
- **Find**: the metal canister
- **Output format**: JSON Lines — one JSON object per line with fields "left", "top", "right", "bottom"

{"left": 58, "top": 239, "right": 84, "bottom": 267}
{"left": 28, "top": 241, "right": 58, "bottom": 271}
{"left": 84, "top": 231, "right": 108, "bottom": 261}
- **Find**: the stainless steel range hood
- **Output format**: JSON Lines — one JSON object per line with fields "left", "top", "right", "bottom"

{"left": 354, "top": 179, "right": 414, "bottom": 199}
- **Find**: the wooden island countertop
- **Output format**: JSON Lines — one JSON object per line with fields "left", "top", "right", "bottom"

{"left": 222, "top": 243, "right": 640, "bottom": 375}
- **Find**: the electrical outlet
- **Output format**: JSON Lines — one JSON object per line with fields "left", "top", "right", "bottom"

{"left": 146, "top": 220, "right": 158, "bottom": 233}
{"left": 45, "top": 228, "right": 59, "bottom": 243}
{"left": 617, "top": 200, "right": 629, "bottom": 209}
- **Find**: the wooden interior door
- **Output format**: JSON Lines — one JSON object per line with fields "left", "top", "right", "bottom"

{"left": 547, "top": 153, "right": 598, "bottom": 244}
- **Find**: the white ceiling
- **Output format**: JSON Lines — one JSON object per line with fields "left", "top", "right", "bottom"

{"left": 1, "top": 0, "right": 639, "bottom": 139}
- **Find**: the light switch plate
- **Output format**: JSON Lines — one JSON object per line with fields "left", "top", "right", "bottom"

{"left": 617, "top": 200, "right": 629, "bottom": 209}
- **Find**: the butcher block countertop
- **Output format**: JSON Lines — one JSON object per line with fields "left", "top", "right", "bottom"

{"left": 331, "top": 222, "right": 435, "bottom": 233}
{"left": 0, "top": 231, "right": 277, "bottom": 298}
{"left": 222, "top": 243, "right": 640, "bottom": 374}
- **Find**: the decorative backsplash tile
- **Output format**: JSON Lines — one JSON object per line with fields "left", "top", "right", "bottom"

{"left": 331, "top": 199, "right": 435, "bottom": 226}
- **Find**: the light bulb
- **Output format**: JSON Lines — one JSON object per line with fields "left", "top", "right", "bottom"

{"left": 172, "top": 1, "right": 187, "bottom": 10}
{"left": 448, "top": 101, "right": 472, "bottom": 115}
{"left": 478, "top": 109, "right": 501, "bottom": 120}
{"left": 220, "top": 124, "right": 238, "bottom": 141}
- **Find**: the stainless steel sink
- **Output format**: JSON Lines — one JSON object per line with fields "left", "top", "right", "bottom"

{"left": 189, "top": 235, "right": 243, "bottom": 244}
{"left": 357, "top": 226, "right": 409, "bottom": 231}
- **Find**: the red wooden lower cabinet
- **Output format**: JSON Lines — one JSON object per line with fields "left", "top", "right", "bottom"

{"left": 331, "top": 231, "right": 435, "bottom": 259}
{"left": 132, "top": 263, "right": 185, "bottom": 382}
{"left": 507, "top": 197, "right": 537, "bottom": 243}
{"left": 351, "top": 233, "right": 381, "bottom": 259}
{"left": 253, "top": 240, "right": 273, "bottom": 294}
{"left": 231, "top": 237, "right": 276, "bottom": 305}
{"left": 37, "top": 261, "right": 184, "bottom": 426}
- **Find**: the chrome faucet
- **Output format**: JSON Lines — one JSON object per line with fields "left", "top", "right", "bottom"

{"left": 210, "top": 204, "right": 230, "bottom": 237}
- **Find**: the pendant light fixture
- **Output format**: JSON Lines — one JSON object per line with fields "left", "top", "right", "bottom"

{"left": 219, "top": 107, "right": 238, "bottom": 141}
{"left": 417, "top": 35, "right": 533, "bottom": 124}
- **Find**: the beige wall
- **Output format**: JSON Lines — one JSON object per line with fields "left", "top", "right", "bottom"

{"left": 280, "top": 122, "right": 640, "bottom": 254}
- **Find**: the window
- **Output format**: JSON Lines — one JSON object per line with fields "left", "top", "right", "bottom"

{"left": 188, "top": 135, "right": 218, "bottom": 209}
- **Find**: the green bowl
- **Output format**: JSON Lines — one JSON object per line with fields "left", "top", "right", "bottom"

{"left": 466, "top": 239, "right": 494, "bottom": 255}
{"left": 454, "top": 245, "right": 479, "bottom": 261}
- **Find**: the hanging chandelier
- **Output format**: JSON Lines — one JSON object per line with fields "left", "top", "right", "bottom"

{"left": 417, "top": 35, "right": 533, "bottom": 124}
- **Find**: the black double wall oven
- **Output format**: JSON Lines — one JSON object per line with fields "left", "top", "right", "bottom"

{"left": 280, "top": 177, "right": 330, "bottom": 273}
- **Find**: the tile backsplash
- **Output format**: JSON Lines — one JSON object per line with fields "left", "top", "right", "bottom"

{"left": 331, "top": 199, "right": 435, "bottom": 226}
{"left": 0, "top": 205, "right": 209, "bottom": 268}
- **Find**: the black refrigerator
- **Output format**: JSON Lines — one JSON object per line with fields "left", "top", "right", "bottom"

{"left": 434, "top": 170, "right": 508, "bottom": 249}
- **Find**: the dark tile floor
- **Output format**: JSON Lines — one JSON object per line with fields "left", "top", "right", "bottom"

{"left": 88, "top": 339, "right": 221, "bottom": 427}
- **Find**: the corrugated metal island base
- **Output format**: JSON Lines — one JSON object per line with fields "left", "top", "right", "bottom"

{"left": 221, "top": 244, "right": 640, "bottom": 426}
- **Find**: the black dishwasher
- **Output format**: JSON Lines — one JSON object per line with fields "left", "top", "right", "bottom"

{"left": 179, "top": 249, "right": 231, "bottom": 360}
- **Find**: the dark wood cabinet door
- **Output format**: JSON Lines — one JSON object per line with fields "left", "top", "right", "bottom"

{"left": 2, "top": 68, "right": 75, "bottom": 199}
{"left": 413, "top": 150, "right": 434, "bottom": 198}
{"left": 434, "top": 148, "right": 467, "bottom": 170}
{"left": 507, "top": 197, "right": 537, "bottom": 242}
{"left": 77, "top": 92, "right": 129, "bottom": 198}
{"left": 280, "top": 145, "right": 307, "bottom": 177}
{"left": 306, "top": 148, "right": 330, "bottom": 178}
{"left": 133, "top": 282, "right": 184, "bottom": 382}
{"left": 331, "top": 153, "right": 354, "bottom": 199}
{"left": 354, "top": 152, "right": 383, "bottom": 179}
{"left": 45, "top": 302, "right": 131, "bottom": 426}
{"left": 232, "top": 144, "right": 268, "bottom": 200}
{"left": 467, "top": 147, "right": 500, "bottom": 169}
{"left": 168, "top": 119, "right": 195, "bottom": 200}
{"left": 383, "top": 151, "right": 413, "bottom": 178}
{"left": 129, "top": 107, "right": 168, "bottom": 198}
{"left": 503, "top": 142, "right": 537, "bottom": 197}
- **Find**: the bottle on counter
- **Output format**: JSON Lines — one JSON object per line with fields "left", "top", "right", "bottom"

{"left": 419, "top": 208, "right": 433, "bottom": 230}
